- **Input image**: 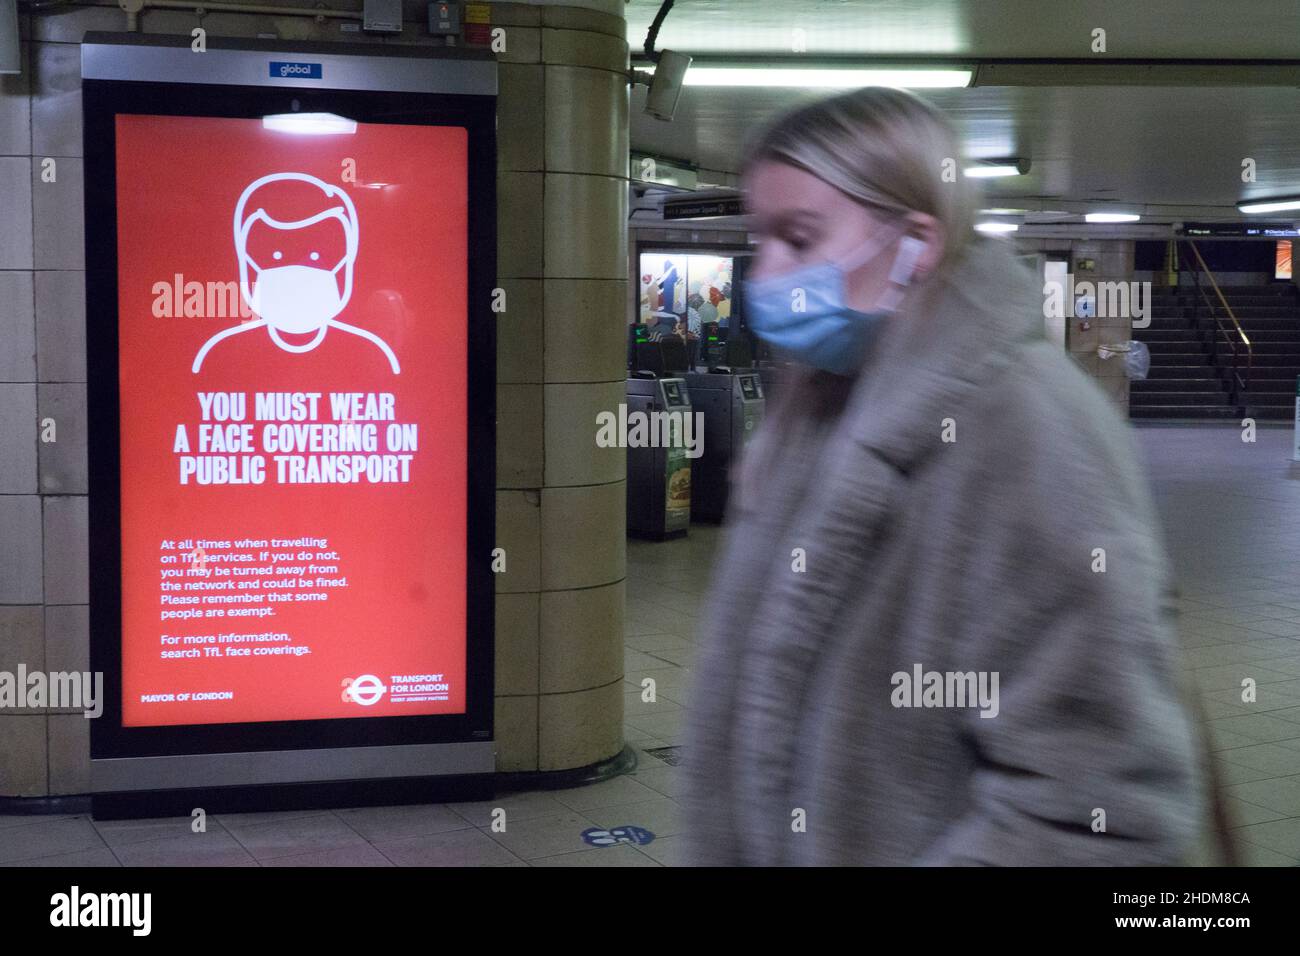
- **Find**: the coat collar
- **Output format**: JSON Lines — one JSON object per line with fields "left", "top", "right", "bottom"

{"left": 843, "top": 236, "right": 1046, "bottom": 473}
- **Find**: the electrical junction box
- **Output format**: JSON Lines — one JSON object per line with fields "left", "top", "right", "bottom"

{"left": 429, "top": 1, "right": 461, "bottom": 37}
{"left": 363, "top": 0, "right": 403, "bottom": 34}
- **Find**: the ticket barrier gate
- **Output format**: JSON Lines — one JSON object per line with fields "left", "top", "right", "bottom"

{"left": 757, "top": 362, "right": 796, "bottom": 406}
{"left": 684, "top": 368, "right": 766, "bottom": 522}
{"left": 626, "top": 372, "right": 694, "bottom": 540}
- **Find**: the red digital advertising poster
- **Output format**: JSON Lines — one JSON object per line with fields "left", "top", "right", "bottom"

{"left": 114, "top": 114, "right": 468, "bottom": 727}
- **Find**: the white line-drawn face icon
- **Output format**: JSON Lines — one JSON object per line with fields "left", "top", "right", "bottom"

{"left": 192, "top": 172, "right": 400, "bottom": 374}
{"left": 238, "top": 173, "right": 356, "bottom": 339}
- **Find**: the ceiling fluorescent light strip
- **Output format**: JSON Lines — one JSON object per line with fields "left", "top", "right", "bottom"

{"left": 640, "top": 65, "right": 972, "bottom": 89}
{"left": 1084, "top": 212, "right": 1141, "bottom": 223}
{"left": 1238, "top": 196, "right": 1300, "bottom": 214}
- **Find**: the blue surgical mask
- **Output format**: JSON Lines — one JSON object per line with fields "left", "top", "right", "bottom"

{"left": 744, "top": 226, "right": 926, "bottom": 376}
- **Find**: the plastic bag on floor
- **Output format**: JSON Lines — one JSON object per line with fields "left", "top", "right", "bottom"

{"left": 1123, "top": 340, "right": 1150, "bottom": 380}
{"left": 1097, "top": 340, "right": 1150, "bottom": 380}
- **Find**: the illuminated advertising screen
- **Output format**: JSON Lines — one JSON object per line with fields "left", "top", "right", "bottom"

{"left": 115, "top": 115, "right": 467, "bottom": 727}
{"left": 83, "top": 39, "right": 496, "bottom": 800}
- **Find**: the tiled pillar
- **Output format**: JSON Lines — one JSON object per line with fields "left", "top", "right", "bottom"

{"left": 1067, "top": 239, "right": 1136, "bottom": 413}
{"left": 492, "top": 0, "right": 629, "bottom": 772}
{"left": 1, "top": 12, "right": 92, "bottom": 799}
{"left": 0, "top": 1, "right": 629, "bottom": 799}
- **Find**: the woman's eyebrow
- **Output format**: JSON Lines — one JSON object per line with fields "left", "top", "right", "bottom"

{"left": 753, "top": 208, "right": 822, "bottom": 231}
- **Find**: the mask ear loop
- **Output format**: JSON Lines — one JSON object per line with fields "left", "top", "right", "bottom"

{"left": 835, "top": 220, "right": 909, "bottom": 274}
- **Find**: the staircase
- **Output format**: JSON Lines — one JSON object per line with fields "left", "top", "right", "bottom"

{"left": 1131, "top": 283, "right": 1300, "bottom": 421}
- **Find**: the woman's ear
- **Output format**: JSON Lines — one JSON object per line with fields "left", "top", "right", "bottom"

{"left": 903, "top": 212, "right": 946, "bottom": 280}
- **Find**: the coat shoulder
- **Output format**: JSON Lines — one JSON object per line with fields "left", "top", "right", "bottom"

{"left": 974, "top": 338, "right": 1131, "bottom": 458}
{"left": 944, "top": 336, "right": 1163, "bottom": 563}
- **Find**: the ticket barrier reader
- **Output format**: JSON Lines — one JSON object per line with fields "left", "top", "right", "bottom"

{"left": 626, "top": 372, "right": 694, "bottom": 540}
{"left": 659, "top": 334, "right": 690, "bottom": 374}
{"left": 627, "top": 323, "right": 650, "bottom": 370}
{"left": 699, "top": 323, "right": 727, "bottom": 366}
{"left": 628, "top": 326, "right": 690, "bottom": 377}
{"left": 684, "top": 368, "right": 766, "bottom": 522}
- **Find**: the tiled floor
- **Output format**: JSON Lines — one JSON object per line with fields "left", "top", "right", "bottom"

{"left": 7, "top": 424, "right": 1300, "bottom": 866}
{"left": 1141, "top": 425, "right": 1300, "bottom": 866}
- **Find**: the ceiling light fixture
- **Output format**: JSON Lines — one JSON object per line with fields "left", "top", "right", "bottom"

{"left": 262, "top": 113, "right": 357, "bottom": 135}
{"left": 640, "top": 65, "right": 972, "bottom": 89}
{"left": 1238, "top": 196, "right": 1300, "bottom": 214}
{"left": 963, "top": 158, "right": 1031, "bottom": 179}
{"left": 1084, "top": 212, "right": 1141, "bottom": 223}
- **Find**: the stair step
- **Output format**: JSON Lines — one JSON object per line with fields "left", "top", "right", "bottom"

{"left": 1139, "top": 331, "right": 1300, "bottom": 342}
{"left": 1132, "top": 379, "right": 1229, "bottom": 391}
{"left": 1143, "top": 344, "right": 1214, "bottom": 354}
{"left": 1152, "top": 285, "right": 1297, "bottom": 296}
{"left": 1142, "top": 342, "right": 1300, "bottom": 354}
{"left": 1150, "top": 299, "right": 1300, "bottom": 307}
{"left": 1132, "top": 370, "right": 1222, "bottom": 378}
{"left": 1129, "top": 405, "right": 1240, "bottom": 419}
{"left": 1130, "top": 391, "right": 1240, "bottom": 405}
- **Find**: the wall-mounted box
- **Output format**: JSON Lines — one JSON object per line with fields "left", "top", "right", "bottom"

{"left": 363, "top": 0, "right": 403, "bottom": 34}
{"left": 429, "top": 1, "right": 461, "bottom": 37}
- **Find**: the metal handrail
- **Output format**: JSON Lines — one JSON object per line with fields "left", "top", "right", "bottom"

{"left": 1178, "top": 240, "right": 1252, "bottom": 402}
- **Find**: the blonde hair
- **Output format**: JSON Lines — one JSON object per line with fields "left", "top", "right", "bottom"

{"left": 743, "top": 86, "right": 979, "bottom": 270}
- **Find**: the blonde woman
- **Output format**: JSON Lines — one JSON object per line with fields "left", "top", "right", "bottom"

{"left": 681, "top": 87, "right": 1218, "bottom": 866}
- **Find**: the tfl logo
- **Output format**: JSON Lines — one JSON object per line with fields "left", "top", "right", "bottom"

{"left": 269, "top": 61, "right": 323, "bottom": 79}
{"left": 341, "top": 674, "right": 387, "bottom": 706}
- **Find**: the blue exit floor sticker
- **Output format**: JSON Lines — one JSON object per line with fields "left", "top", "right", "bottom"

{"left": 582, "top": 826, "right": 656, "bottom": 847}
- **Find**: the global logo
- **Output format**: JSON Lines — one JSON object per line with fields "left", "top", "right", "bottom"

{"left": 340, "top": 674, "right": 386, "bottom": 706}
{"left": 269, "top": 61, "right": 323, "bottom": 80}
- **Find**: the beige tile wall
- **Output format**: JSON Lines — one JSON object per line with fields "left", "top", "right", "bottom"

{"left": 1070, "top": 239, "right": 1137, "bottom": 414}
{"left": 1016, "top": 236, "right": 1137, "bottom": 414}
{"left": 0, "top": 1, "right": 631, "bottom": 797}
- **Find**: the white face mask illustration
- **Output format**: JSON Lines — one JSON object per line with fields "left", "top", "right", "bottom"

{"left": 234, "top": 173, "right": 359, "bottom": 348}
{"left": 191, "top": 171, "right": 400, "bottom": 374}
{"left": 248, "top": 260, "right": 348, "bottom": 335}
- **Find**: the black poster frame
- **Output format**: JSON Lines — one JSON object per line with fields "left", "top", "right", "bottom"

{"left": 84, "top": 74, "right": 497, "bottom": 768}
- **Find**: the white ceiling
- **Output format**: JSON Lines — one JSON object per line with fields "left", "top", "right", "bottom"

{"left": 625, "top": 0, "right": 1300, "bottom": 58}
{"left": 624, "top": 0, "right": 1300, "bottom": 224}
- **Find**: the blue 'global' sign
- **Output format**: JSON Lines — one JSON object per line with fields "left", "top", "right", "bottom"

{"left": 269, "top": 61, "right": 322, "bottom": 80}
